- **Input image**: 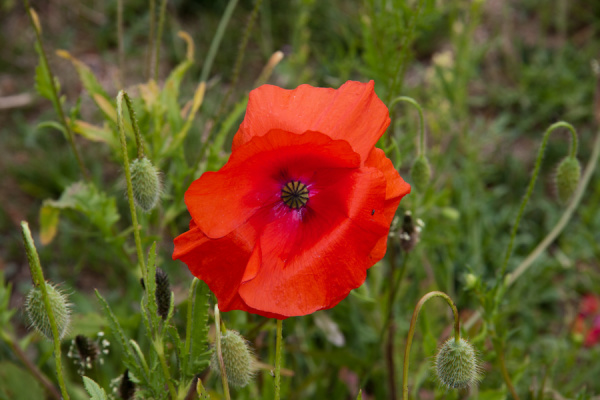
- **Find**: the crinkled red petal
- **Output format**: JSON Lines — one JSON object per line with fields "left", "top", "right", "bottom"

{"left": 233, "top": 81, "right": 390, "bottom": 162}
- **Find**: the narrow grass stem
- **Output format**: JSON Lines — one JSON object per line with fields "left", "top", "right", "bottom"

{"left": 117, "top": 0, "right": 124, "bottom": 83}
{"left": 116, "top": 91, "right": 146, "bottom": 280}
{"left": 200, "top": 0, "right": 239, "bottom": 83}
{"left": 402, "top": 291, "right": 460, "bottom": 400}
{"left": 20, "top": 222, "right": 70, "bottom": 400}
{"left": 154, "top": 0, "right": 168, "bottom": 81}
{"left": 217, "top": 0, "right": 263, "bottom": 116}
{"left": 495, "top": 340, "right": 520, "bottom": 400}
{"left": 23, "top": 0, "right": 89, "bottom": 180}
{"left": 389, "top": 97, "right": 426, "bottom": 155}
{"left": 275, "top": 319, "right": 283, "bottom": 400}
{"left": 498, "top": 121, "right": 578, "bottom": 281}
{"left": 214, "top": 305, "right": 231, "bottom": 400}
{"left": 147, "top": 0, "right": 156, "bottom": 80}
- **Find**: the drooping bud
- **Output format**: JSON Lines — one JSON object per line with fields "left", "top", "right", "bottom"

{"left": 210, "top": 330, "right": 255, "bottom": 388}
{"left": 25, "top": 282, "right": 71, "bottom": 340}
{"left": 155, "top": 268, "right": 171, "bottom": 320}
{"left": 410, "top": 155, "right": 431, "bottom": 192}
{"left": 555, "top": 156, "right": 581, "bottom": 203}
{"left": 130, "top": 157, "right": 161, "bottom": 212}
{"left": 434, "top": 337, "right": 481, "bottom": 389}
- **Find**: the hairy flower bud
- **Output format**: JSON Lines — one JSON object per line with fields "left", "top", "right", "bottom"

{"left": 210, "top": 330, "right": 255, "bottom": 388}
{"left": 25, "top": 283, "right": 71, "bottom": 340}
{"left": 555, "top": 157, "right": 581, "bottom": 203}
{"left": 410, "top": 155, "right": 431, "bottom": 192}
{"left": 130, "top": 157, "right": 161, "bottom": 212}
{"left": 435, "top": 337, "right": 481, "bottom": 389}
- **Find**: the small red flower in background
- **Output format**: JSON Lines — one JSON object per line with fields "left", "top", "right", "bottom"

{"left": 572, "top": 294, "right": 600, "bottom": 347}
{"left": 173, "top": 81, "right": 410, "bottom": 318}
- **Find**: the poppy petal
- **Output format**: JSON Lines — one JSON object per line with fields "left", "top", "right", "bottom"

{"left": 185, "top": 129, "right": 360, "bottom": 239}
{"left": 364, "top": 148, "right": 411, "bottom": 260}
{"left": 238, "top": 166, "right": 389, "bottom": 317}
{"left": 233, "top": 81, "right": 390, "bottom": 162}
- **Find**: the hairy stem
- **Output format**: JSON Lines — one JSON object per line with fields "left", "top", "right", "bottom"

{"left": 402, "top": 291, "right": 460, "bottom": 400}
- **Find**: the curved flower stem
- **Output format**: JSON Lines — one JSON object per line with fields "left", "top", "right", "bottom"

{"left": 20, "top": 222, "right": 70, "bottom": 400}
{"left": 402, "top": 291, "right": 460, "bottom": 400}
{"left": 116, "top": 91, "right": 146, "bottom": 280}
{"left": 389, "top": 96, "right": 426, "bottom": 156}
{"left": 274, "top": 319, "right": 283, "bottom": 400}
{"left": 154, "top": 0, "right": 168, "bottom": 81}
{"left": 23, "top": 0, "right": 89, "bottom": 181}
{"left": 214, "top": 305, "right": 231, "bottom": 400}
{"left": 498, "top": 121, "right": 578, "bottom": 281}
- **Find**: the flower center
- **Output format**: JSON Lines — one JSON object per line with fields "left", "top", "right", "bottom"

{"left": 281, "top": 180, "right": 309, "bottom": 209}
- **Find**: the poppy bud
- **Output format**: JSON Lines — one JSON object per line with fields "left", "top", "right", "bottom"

{"left": 25, "top": 282, "right": 71, "bottom": 340}
{"left": 155, "top": 268, "right": 171, "bottom": 320}
{"left": 410, "top": 155, "right": 431, "bottom": 192}
{"left": 555, "top": 156, "right": 580, "bottom": 203}
{"left": 434, "top": 337, "right": 481, "bottom": 389}
{"left": 130, "top": 157, "right": 161, "bottom": 212}
{"left": 463, "top": 273, "right": 478, "bottom": 291}
{"left": 210, "top": 330, "right": 255, "bottom": 388}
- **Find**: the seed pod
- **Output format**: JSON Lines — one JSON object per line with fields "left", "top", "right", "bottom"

{"left": 555, "top": 156, "right": 581, "bottom": 203}
{"left": 155, "top": 268, "right": 171, "bottom": 320}
{"left": 210, "top": 330, "right": 255, "bottom": 388}
{"left": 130, "top": 157, "right": 161, "bottom": 212}
{"left": 25, "top": 282, "right": 71, "bottom": 340}
{"left": 435, "top": 337, "right": 481, "bottom": 389}
{"left": 410, "top": 155, "right": 431, "bottom": 192}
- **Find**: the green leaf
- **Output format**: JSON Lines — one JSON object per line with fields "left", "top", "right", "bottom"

{"left": 187, "top": 279, "right": 211, "bottom": 376}
{"left": 37, "top": 121, "right": 67, "bottom": 136}
{"left": 56, "top": 50, "right": 110, "bottom": 102}
{"left": 162, "top": 60, "right": 193, "bottom": 136}
{"left": 39, "top": 204, "right": 60, "bottom": 245}
{"left": 82, "top": 376, "right": 109, "bottom": 400}
{"left": 34, "top": 42, "right": 61, "bottom": 114}
{"left": 206, "top": 97, "right": 248, "bottom": 172}
{"left": 71, "top": 119, "right": 119, "bottom": 150}
{"left": 42, "top": 182, "right": 119, "bottom": 239}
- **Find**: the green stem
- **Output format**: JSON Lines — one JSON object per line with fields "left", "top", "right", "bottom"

{"left": 200, "top": 0, "right": 239, "bottom": 83}
{"left": 402, "top": 291, "right": 459, "bottom": 400}
{"left": 498, "top": 121, "right": 578, "bottom": 281}
{"left": 122, "top": 92, "right": 145, "bottom": 158}
{"left": 155, "top": 338, "right": 177, "bottom": 399}
{"left": 495, "top": 340, "right": 520, "bottom": 400}
{"left": 214, "top": 305, "right": 231, "bottom": 400}
{"left": 23, "top": 0, "right": 89, "bottom": 181}
{"left": 154, "top": 0, "right": 168, "bottom": 81}
{"left": 217, "top": 0, "right": 263, "bottom": 116}
{"left": 147, "top": 0, "right": 156, "bottom": 80}
{"left": 117, "top": 0, "right": 124, "bottom": 84}
{"left": 274, "top": 319, "right": 283, "bottom": 400}
{"left": 116, "top": 91, "right": 146, "bottom": 281}
{"left": 389, "top": 96, "right": 426, "bottom": 156}
{"left": 387, "top": 0, "right": 426, "bottom": 104}
{"left": 20, "top": 222, "right": 70, "bottom": 400}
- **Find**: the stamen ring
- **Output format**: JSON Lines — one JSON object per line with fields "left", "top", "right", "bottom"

{"left": 281, "top": 180, "right": 309, "bottom": 209}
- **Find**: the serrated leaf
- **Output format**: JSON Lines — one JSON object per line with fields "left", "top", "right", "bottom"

{"left": 162, "top": 60, "right": 193, "bottom": 136}
{"left": 34, "top": 42, "right": 61, "bottom": 114}
{"left": 39, "top": 204, "right": 60, "bottom": 245}
{"left": 82, "top": 376, "right": 109, "bottom": 400}
{"left": 187, "top": 279, "right": 211, "bottom": 376}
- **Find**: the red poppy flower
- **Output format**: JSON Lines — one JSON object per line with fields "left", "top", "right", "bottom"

{"left": 173, "top": 81, "right": 410, "bottom": 319}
